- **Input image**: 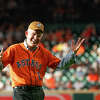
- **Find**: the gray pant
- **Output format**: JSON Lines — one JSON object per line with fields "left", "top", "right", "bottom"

{"left": 13, "top": 86, "right": 45, "bottom": 100}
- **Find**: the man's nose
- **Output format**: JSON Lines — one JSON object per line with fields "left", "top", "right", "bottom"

{"left": 34, "top": 35, "right": 38, "bottom": 39}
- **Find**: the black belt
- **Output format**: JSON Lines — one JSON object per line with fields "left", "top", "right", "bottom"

{"left": 13, "top": 86, "right": 42, "bottom": 90}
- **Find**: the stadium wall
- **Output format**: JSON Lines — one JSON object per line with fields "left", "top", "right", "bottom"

{"left": 0, "top": 90, "right": 100, "bottom": 100}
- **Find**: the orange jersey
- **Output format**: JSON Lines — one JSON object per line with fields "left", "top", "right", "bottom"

{"left": 2, "top": 43, "right": 60, "bottom": 87}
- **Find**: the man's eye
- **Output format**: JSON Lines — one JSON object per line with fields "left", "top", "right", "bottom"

{"left": 37, "top": 34, "right": 41, "bottom": 37}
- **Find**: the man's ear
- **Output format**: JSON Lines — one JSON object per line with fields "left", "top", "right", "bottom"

{"left": 25, "top": 31, "right": 28, "bottom": 37}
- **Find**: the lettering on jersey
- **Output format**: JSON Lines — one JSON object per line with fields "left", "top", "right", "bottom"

{"left": 21, "top": 60, "right": 25, "bottom": 66}
{"left": 16, "top": 59, "right": 42, "bottom": 69}
{"left": 31, "top": 59, "right": 34, "bottom": 66}
{"left": 16, "top": 62, "right": 21, "bottom": 68}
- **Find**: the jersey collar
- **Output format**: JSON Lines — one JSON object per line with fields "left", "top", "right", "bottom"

{"left": 24, "top": 39, "right": 38, "bottom": 51}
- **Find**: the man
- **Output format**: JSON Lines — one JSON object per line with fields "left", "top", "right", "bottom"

{"left": 0, "top": 21, "right": 85, "bottom": 100}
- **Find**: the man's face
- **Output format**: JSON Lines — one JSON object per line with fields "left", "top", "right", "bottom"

{"left": 26, "top": 29, "right": 43, "bottom": 47}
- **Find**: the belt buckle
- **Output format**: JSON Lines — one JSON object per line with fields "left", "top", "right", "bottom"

{"left": 22, "top": 86, "right": 25, "bottom": 89}
{"left": 23, "top": 86, "right": 28, "bottom": 89}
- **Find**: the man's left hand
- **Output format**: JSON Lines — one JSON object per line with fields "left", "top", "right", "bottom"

{"left": 71, "top": 37, "right": 85, "bottom": 53}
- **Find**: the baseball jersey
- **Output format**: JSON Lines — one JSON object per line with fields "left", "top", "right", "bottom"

{"left": 2, "top": 42, "right": 60, "bottom": 87}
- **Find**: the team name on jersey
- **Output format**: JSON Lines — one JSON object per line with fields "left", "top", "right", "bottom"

{"left": 16, "top": 59, "right": 42, "bottom": 69}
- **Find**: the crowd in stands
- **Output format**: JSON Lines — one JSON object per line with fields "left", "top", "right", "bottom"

{"left": 0, "top": 0, "right": 100, "bottom": 24}
{"left": 0, "top": 21, "right": 100, "bottom": 91}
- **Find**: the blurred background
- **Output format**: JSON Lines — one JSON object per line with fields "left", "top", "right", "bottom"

{"left": 0, "top": 0, "right": 100, "bottom": 100}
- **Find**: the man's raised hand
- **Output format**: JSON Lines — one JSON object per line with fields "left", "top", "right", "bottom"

{"left": 71, "top": 37, "right": 85, "bottom": 53}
